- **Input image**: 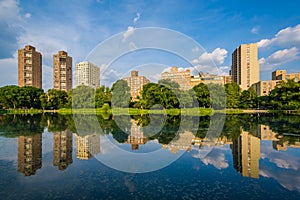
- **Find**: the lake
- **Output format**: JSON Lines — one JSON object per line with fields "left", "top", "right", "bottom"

{"left": 0, "top": 113, "right": 300, "bottom": 199}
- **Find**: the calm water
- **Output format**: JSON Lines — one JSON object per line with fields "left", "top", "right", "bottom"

{"left": 0, "top": 113, "right": 300, "bottom": 199}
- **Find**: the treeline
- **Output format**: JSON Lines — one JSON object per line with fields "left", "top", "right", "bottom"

{"left": 0, "top": 79, "right": 299, "bottom": 110}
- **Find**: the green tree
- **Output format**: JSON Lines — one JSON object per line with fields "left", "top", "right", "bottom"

{"left": 269, "top": 80, "right": 300, "bottom": 110}
{"left": 111, "top": 80, "right": 131, "bottom": 108}
{"left": 225, "top": 82, "right": 241, "bottom": 108}
{"left": 141, "top": 82, "right": 180, "bottom": 109}
{"left": 72, "top": 85, "right": 95, "bottom": 109}
{"left": 46, "top": 89, "right": 68, "bottom": 109}
{"left": 207, "top": 83, "right": 226, "bottom": 109}
{"left": 95, "top": 86, "right": 112, "bottom": 108}
{"left": 193, "top": 83, "right": 211, "bottom": 108}
{"left": 0, "top": 85, "right": 43, "bottom": 109}
{"left": 239, "top": 87, "right": 258, "bottom": 109}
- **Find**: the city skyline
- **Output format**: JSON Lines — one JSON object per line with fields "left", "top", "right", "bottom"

{"left": 1, "top": 0, "right": 300, "bottom": 91}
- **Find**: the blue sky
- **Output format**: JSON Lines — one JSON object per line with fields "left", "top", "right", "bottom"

{"left": 1, "top": 0, "right": 300, "bottom": 90}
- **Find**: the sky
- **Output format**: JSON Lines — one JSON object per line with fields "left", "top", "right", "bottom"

{"left": 0, "top": 0, "right": 300, "bottom": 90}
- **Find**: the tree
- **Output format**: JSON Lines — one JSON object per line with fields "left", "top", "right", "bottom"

{"left": 269, "top": 80, "right": 300, "bottom": 110}
{"left": 95, "top": 86, "right": 112, "bottom": 108}
{"left": 207, "top": 84, "right": 226, "bottom": 109}
{"left": 225, "top": 82, "right": 241, "bottom": 108}
{"left": 72, "top": 85, "right": 95, "bottom": 109}
{"left": 141, "top": 82, "right": 180, "bottom": 109}
{"left": 193, "top": 83, "right": 211, "bottom": 108}
{"left": 0, "top": 85, "right": 43, "bottom": 109}
{"left": 239, "top": 87, "right": 258, "bottom": 109}
{"left": 111, "top": 80, "right": 131, "bottom": 108}
{"left": 46, "top": 89, "right": 68, "bottom": 109}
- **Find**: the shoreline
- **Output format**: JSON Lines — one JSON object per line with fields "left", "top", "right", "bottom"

{"left": 2, "top": 108, "right": 299, "bottom": 115}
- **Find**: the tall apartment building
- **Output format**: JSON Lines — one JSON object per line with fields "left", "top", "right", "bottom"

{"left": 76, "top": 61, "right": 100, "bottom": 88}
{"left": 76, "top": 134, "right": 100, "bottom": 160}
{"left": 53, "top": 51, "right": 72, "bottom": 93}
{"left": 122, "top": 71, "right": 150, "bottom": 101}
{"left": 231, "top": 43, "right": 260, "bottom": 90}
{"left": 161, "top": 66, "right": 191, "bottom": 90}
{"left": 18, "top": 45, "right": 42, "bottom": 88}
{"left": 18, "top": 134, "right": 42, "bottom": 176}
{"left": 53, "top": 130, "right": 73, "bottom": 170}
{"left": 231, "top": 129, "right": 260, "bottom": 178}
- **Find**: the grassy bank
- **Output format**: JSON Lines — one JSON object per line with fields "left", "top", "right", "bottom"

{"left": 4, "top": 108, "right": 298, "bottom": 116}
{"left": 5, "top": 108, "right": 42, "bottom": 114}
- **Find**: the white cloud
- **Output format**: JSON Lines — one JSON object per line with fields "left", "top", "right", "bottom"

{"left": 192, "top": 46, "right": 200, "bottom": 52}
{"left": 259, "top": 47, "right": 299, "bottom": 71}
{"left": 192, "top": 48, "right": 228, "bottom": 66}
{"left": 0, "top": 56, "right": 18, "bottom": 86}
{"left": 133, "top": 12, "right": 140, "bottom": 24}
{"left": 193, "top": 148, "right": 229, "bottom": 170}
{"left": 251, "top": 26, "right": 259, "bottom": 34}
{"left": 123, "top": 26, "right": 135, "bottom": 42}
{"left": 0, "top": 0, "right": 20, "bottom": 22}
{"left": 258, "top": 24, "right": 300, "bottom": 48}
{"left": 24, "top": 13, "right": 31, "bottom": 18}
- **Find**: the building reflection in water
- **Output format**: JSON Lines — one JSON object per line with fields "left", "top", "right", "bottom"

{"left": 76, "top": 134, "right": 100, "bottom": 160}
{"left": 231, "top": 129, "right": 260, "bottom": 178}
{"left": 126, "top": 119, "right": 147, "bottom": 150}
{"left": 162, "top": 131, "right": 195, "bottom": 154}
{"left": 230, "top": 125, "right": 300, "bottom": 179}
{"left": 53, "top": 130, "right": 73, "bottom": 170}
{"left": 18, "top": 134, "right": 42, "bottom": 176}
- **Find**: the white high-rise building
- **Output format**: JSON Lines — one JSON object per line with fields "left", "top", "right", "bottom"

{"left": 76, "top": 61, "right": 100, "bottom": 88}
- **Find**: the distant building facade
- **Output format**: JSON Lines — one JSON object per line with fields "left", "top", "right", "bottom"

{"left": 76, "top": 134, "right": 100, "bottom": 160}
{"left": 231, "top": 43, "right": 260, "bottom": 90}
{"left": 272, "top": 70, "right": 300, "bottom": 82}
{"left": 162, "top": 67, "right": 231, "bottom": 90}
{"left": 231, "top": 129, "right": 260, "bottom": 178}
{"left": 190, "top": 73, "right": 232, "bottom": 87}
{"left": 76, "top": 61, "right": 100, "bottom": 88}
{"left": 122, "top": 71, "right": 150, "bottom": 101}
{"left": 18, "top": 134, "right": 42, "bottom": 176}
{"left": 125, "top": 119, "right": 148, "bottom": 150}
{"left": 252, "top": 80, "right": 281, "bottom": 96}
{"left": 53, "top": 130, "right": 73, "bottom": 170}
{"left": 53, "top": 51, "right": 72, "bottom": 93}
{"left": 18, "top": 45, "right": 42, "bottom": 88}
{"left": 253, "top": 69, "right": 300, "bottom": 96}
{"left": 161, "top": 67, "right": 191, "bottom": 90}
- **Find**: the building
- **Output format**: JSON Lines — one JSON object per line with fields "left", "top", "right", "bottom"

{"left": 231, "top": 129, "right": 260, "bottom": 178}
{"left": 231, "top": 43, "right": 260, "bottom": 90}
{"left": 162, "top": 131, "right": 194, "bottom": 154}
{"left": 162, "top": 67, "right": 232, "bottom": 89}
{"left": 76, "top": 61, "right": 100, "bottom": 88}
{"left": 272, "top": 70, "right": 300, "bottom": 82}
{"left": 18, "top": 45, "right": 42, "bottom": 88}
{"left": 53, "top": 130, "right": 73, "bottom": 170}
{"left": 122, "top": 71, "right": 150, "bottom": 101}
{"left": 253, "top": 70, "right": 300, "bottom": 96}
{"left": 190, "top": 73, "right": 231, "bottom": 87}
{"left": 252, "top": 80, "right": 281, "bottom": 96}
{"left": 76, "top": 134, "right": 100, "bottom": 160}
{"left": 125, "top": 119, "right": 148, "bottom": 150}
{"left": 161, "top": 66, "right": 191, "bottom": 90}
{"left": 18, "top": 134, "right": 42, "bottom": 176}
{"left": 53, "top": 51, "right": 72, "bottom": 93}
{"left": 257, "top": 125, "right": 278, "bottom": 141}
